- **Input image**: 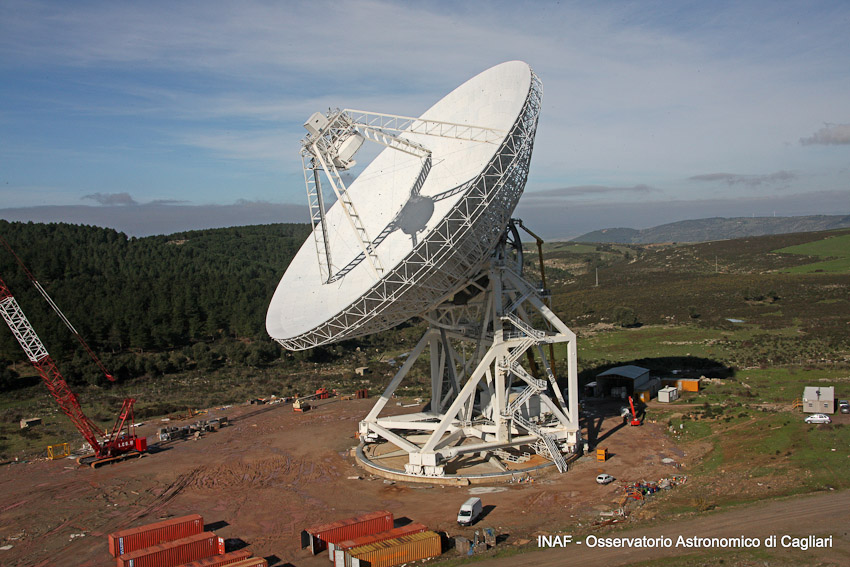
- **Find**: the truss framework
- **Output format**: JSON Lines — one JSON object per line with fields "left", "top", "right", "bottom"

{"left": 278, "top": 72, "right": 542, "bottom": 350}
{"left": 358, "top": 236, "right": 581, "bottom": 477}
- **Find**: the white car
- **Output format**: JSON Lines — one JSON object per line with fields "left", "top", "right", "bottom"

{"left": 596, "top": 473, "right": 615, "bottom": 485}
{"left": 805, "top": 414, "right": 831, "bottom": 424}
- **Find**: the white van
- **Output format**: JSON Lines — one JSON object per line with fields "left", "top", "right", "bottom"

{"left": 457, "top": 497, "right": 483, "bottom": 526}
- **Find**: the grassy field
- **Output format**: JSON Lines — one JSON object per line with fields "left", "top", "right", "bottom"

{"left": 774, "top": 233, "right": 850, "bottom": 273}
{"left": 639, "top": 360, "right": 850, "bottom": 520}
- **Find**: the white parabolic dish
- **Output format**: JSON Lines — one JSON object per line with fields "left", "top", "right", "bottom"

{"left": 267, "top": 61, "right": 543, "bottom": 350}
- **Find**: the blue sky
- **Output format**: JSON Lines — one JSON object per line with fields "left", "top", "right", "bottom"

{"left": 1, "top": 0, "right": 848, "bottom": 238}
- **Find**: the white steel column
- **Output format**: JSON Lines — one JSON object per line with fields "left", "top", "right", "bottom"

{"left": 358, "top": 234, "right": 581, "bottom": 477}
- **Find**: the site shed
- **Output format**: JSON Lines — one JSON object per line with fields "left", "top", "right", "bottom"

{"left": 661, "top": 378, "right": 700, "bottom": 392}
{"left": 803, "top": 386, "right": 835, "bottom": 414}
{"left": 597, "top": 366, "right": 650, "bottom": 398}
{"left": 301, "top": 510, "right": 393, "bottom": 555}
{"left": 658, "top": 386, "right": 679, "bottom": 403}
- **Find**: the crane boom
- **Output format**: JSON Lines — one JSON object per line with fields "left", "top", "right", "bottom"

{"left": 0, "top": 276, "right": 142, "bottom": 463}
{"left": 628, "top": 396, "right": 642, "bottom": 426}
{"left": 0, "top": 235, "right": 115, "bottom": 381}
{"left": 0, "top": 276, "right": 106, "bottom": 452}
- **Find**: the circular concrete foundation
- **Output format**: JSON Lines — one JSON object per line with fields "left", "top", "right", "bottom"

{"left": 355, "top": 441, "right": 566, "bottom": 485}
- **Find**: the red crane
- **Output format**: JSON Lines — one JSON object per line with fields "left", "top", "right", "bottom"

{"left": 0, "top": 235, "right": 114, "bottom": 382}
{"left": 0, "top": 275, "right": 146, "bottom": 467}
{"left": 628, "top": 396, "right": 642, "bottom": 426}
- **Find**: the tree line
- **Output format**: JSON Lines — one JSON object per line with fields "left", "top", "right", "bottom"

{"left": 0, "top": 220, "right": 311, "bottom": 389}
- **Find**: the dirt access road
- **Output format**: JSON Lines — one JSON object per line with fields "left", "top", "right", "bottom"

{"left": 479, "top": 489, "right": 850, "bottom": 567}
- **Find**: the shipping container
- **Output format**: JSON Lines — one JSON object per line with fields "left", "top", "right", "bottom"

{"left": 344, "top": 531, "right": 441, "bottom": 567}
{"left": 332, "top": 523, "right": 427, "bottom": 565}
{"left": 301, "top": 510, "right": 393, "bottom": 555}
{"left": 175, "top": 550, "right": 252, "bottom": 567}
{"left": 109, "top": 514, "right": 205, "bottom": 557}
{"left": 225, "top": 558, "right": 268, "bottom": 567}
{"left": 116, "top": 532, "right": 224, "bottom": 567}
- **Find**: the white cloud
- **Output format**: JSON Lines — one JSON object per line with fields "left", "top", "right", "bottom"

{"left": 524, "top": 184, "right": 657, "bottom": 200}
{"left": 688, "top": 171, "right": 797, "bottom": 187}
{"left": 82, "top": 192, "right": 138, "bottom": 205}
{"left": 1, "top": 0, "right": 850, "bottom": 229}
{"left": 800, "top": 123, "right": 850, "bottom": 146}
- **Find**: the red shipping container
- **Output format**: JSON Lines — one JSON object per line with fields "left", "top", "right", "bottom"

{"left": 302, "top": 510, "right": 393, "bottom": 555}
{"left": 330, "top": 523, "right": 428, "bottom": 562}
{"left": 117, "top": 532, "right": 224, "bottom": 567}
{"left": 109, "top": 514, "right": 204, "bottom": 557}
{"left": 175, "top": 550, "right": 252, "bottom": 567}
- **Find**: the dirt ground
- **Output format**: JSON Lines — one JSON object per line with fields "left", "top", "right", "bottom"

{"left": 480, "top": 489, "right": 850, "bottom": 567}
{"left": 0, "top": 397, "right": 688, "bottom": 567}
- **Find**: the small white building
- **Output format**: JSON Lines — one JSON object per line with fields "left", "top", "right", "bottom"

{"left": 658, "top": 386, "right": 679, "bottom": 403}
{"left": 802, "top": 386, "right": 834, "bottom": 414}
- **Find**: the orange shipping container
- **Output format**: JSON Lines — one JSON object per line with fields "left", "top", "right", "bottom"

{"left": 331, "top": 522, "right": 428, "bottom": 563}
{"left": 302, "top": 510, "right": 393, "bottom": 555}
{"left": 109, "top": 514, "right": 204, "bottom": 557}
{"left": 345, "top": 530, "right": 441, "bottom": 567}
{"left": 681, "top": 379, "right": 700, "bottom": 392}
{"left": 222, "top": 558, "right": 268, "bottom": 567}
{"left": 117, "top": 532, "right": 224, "bottom": 567}
{"left": 176, "top": 550, "right": 252, "bottom": 567}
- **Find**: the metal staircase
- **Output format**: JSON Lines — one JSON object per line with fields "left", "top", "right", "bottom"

{"left": 501, "top": 313, "right": 546, "bottom": 339}
{"left": 502, "top": 362, "right": 547, "bottom": 417}
{"left": 512, "top": 412, "right": 568, "bottom": 473}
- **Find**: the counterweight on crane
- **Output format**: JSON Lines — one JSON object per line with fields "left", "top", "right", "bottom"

{"left": 0, "top": 275, "right": 145, "bottom": 467}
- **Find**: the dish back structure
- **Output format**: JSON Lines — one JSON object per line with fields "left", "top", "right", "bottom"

{"left": 267, "top": 62, "right": 582, "bottom": 478}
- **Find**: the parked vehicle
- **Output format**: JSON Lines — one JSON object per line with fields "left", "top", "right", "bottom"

{"left": 596, "top": 473, "right": 615, "bottom": 485}
{"left": 805, "top": 413, "right": 831, "bottom": 424}
{"left": 457, "top": 497, "right": 482, "bottom": 526}
{"left": 841, "top": 406, "right": 850, "bottom": 414}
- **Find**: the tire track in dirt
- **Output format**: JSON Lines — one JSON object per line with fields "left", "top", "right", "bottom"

{"left": 117, "top": 467, "right": 203, "bottom": 529}
{"left": 188, "top": 455, "right": 337, "bottom": 491}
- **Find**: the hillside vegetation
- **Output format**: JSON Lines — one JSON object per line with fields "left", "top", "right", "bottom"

{"left": 573, "top": 214, "right": 850, "bottom": 244}
{"left": 1, "top": 221, "right": 849, "bottom": 463}
{"left": 530, "top": 228, "right": 850, "bottom": 375}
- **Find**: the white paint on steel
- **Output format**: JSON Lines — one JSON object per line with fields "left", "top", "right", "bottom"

{"left": 267, "top": 61, "right": 538, "bottom": 349}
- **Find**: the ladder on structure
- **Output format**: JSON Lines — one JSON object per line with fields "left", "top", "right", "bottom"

{"left": 513, "top": 412, "right": 568, "bottom": 473}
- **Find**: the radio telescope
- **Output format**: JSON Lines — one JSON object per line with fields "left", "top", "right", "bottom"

{"left": 267, "top": 61, "right": 582, "bottom": 478}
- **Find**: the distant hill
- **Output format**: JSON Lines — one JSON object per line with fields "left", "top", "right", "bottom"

{"left": 572, "top": 215, "right": 850, "bottom": 244}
